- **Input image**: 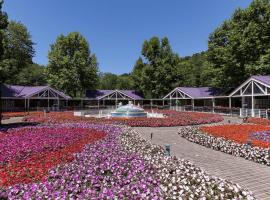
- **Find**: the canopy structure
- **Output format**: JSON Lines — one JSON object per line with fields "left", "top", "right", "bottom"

{"left": 1, "top": 85, "right": 71, "bottom": 100}
{"left": 85, "top": 90, "right": 143, "bottom": 100}
{"left": 230, "top": 75, "right": 270, "bottom": 97}
{"left": 163, "top": 87, "right": 221, "bottom": 99}
{"left": 1, "top": 85, "right": 71, "bottom": 111}
{"left": 84, "top": 89, "right": 144, "bottom": 108}
{"left": 229, "top": 75, "right": 270, "bottom": 116}
{"left": 163, "top": 87, "right": 222, "bottom": 107}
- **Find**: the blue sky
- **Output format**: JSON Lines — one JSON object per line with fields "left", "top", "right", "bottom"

{"left": 4, "top": 0, "right": 252, "bottom": 74}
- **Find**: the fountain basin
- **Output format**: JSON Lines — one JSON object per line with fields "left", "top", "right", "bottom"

{"left": 111, "top": 103, "right": 147, "bottom": 118}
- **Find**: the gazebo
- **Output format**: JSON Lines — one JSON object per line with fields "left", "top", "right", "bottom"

{"left": 1, "top": 84, "right": 71, "bottom": 111}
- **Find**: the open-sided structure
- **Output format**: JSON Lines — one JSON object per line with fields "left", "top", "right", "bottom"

{"left": 84, "top": 90, "right": 143, "bottom": 108}
{"left": 1, "top": 85, "right": 71, "bottom": 111}
{"left": 229, "top": 75, "right": 270, "bottom": 116}
{"left": 163, "top": 87, "right": 222, "bottom": 107}
{"left": 163, "top": 75, "right": 270, "bottom": 118}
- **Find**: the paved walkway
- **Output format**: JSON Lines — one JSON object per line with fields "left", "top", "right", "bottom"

{"left": 1, "top": 117, "right": 24, "bottom": 124}
{"left": 134, "top": 119, "right": 270, "bottom": 199}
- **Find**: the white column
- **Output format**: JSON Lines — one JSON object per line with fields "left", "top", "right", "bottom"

{"left": 212, "top": 98, "right": 215, "bottom": 113}
{"left": 229, "top": 97, "right": 232, "bottom": 109}
{"left": 115, "top": 92, "right": 118, "bottom": 108}
{"left": 27, "top": 99, "right": 30, "bottom": 111}
{"left": 24, "top": 98, "right": 27, "bottom": 110}
{"left": 191, "top": 99, "right": 194, "bottom": 107}
{"left": 252, "top": 81, "right": 255, "bottom": 117}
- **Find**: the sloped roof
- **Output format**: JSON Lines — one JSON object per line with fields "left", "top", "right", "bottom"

{"left": 252, "top": 75, "right": 270, "bottom": 87}
{"left": 175, "top": 87, "right": 221, "bottom": 98}
{"left": 1, "top": 84, "right": 71, "bottom": 99}
{"left": 85, "top": 90, "right": 143, "bottom": 100}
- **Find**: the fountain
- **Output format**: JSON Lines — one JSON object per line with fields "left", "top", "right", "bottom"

{"left": 111, "top": 101, "right": 147, "bottom": 118}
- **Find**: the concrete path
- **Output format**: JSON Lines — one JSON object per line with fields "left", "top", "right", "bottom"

{"left": 134, "top": 124, "right": 270, "bottom": 199}
{"left": 1, "top": 117, "right": 24, "bottom": 124}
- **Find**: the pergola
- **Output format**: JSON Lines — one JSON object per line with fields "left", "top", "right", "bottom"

{"left": 1, "top": 85, "right": 71, "bottom": 111}
{"left": 229, "top": 75, "right": 270, "bottom": 116}
{"left": 163, "top": 87, "right": 222, "bottom": 107}
{"left": 84, "top": 89, "right": 143, "bottom": 108}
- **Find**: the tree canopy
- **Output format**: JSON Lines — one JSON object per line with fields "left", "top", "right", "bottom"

{"left": 1, "top": 20, "right": 43, "bottom": 85}
{"left": 207, "top": 0, "right": 270, "bottom": 89}
{"left": 132, "top": 37, "right": 179, "bottom": 98}
{"left": 98, "top": 72, "right": 133, "bottom": 90}
{"left": 47, "top": 32, "right": 99, "bottom": 97}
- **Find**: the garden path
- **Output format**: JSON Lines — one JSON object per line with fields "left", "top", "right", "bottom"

{"left": 1, "top": 117, "right": 24, "bottom": 124}
{"left": 134, "top": 116, "right": 270, "bottom": 200}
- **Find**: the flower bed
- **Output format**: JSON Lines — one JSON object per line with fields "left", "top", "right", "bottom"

{"left": 246, "top": 117, "right": 270, "bottom": 126}
{"left": 2, "top": 111, "right": 42, "bottom": 119}
{"left": 0, "top": 124, "right": 106, "bottom": 186}
{"left": 179, "top": 126, "right": 270, "bottom": 166}
{"left": 0, "top": 124, "right": 254, "bottom": 199}
{"left": 200, "top": 124, "right": 270, "bottom": 148}
{"left": 24, "top": 110, "right": 223, "bottom": 127}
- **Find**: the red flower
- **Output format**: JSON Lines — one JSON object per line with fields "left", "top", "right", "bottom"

{"left": 200, "top": 124, "right": 270, "bottom": 148}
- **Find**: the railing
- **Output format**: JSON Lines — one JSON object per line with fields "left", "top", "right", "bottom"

{"left": 169, "top": 105, "right": 269, "bottom": 119}
{"left": 240, "top": 108, "right": 268, "bottom": 118}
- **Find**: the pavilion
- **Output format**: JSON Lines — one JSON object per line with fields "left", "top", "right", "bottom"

{"left": 229, "top": 75, "right": 270, "bottom": 117}
{"left": 84, "top": 89, "right": 144, "bottom": 108}
{"left": 163, "top": 75, "right": 270, "bottom": 117}
{"left": 163, "top": 87, "right": 223, "bottom": 107}
{"left": 1, "top": 84, "right": 71, "bottom": 111}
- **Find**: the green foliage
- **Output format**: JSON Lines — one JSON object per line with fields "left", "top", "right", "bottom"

{"left": 47, "top": 32, "right": 99, "bottom": 97}
{"left": 6, "top": 63, "right": 47, "bottom": 86}
{"left": 98, "top": 73, "right": 118, "bottom": 90}
{"left": 0, "top": 0, "right": 8, "bottom": 124}
{"left": 176, "top": 52, "right": 209, "bottom": 87}
{"left": 207, "top": 0, "right": 270, "bottom": 88}
{"left": 0, "top": 20, "right": 34, "bottom": 82}
{"left": 132, "top": 37, "right": 179, "bottom": 98}
{"left": 98, "top": 72, "right": 133, "bottom": 90}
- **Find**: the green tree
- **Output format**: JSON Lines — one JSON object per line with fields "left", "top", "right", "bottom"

{"left": 47, "top": 32, "right": 99, "bottom": 97}
{"left": 116, "top": 73, "right": 133, "bottom": 89}
{"left": 0, "top": 20, "right": 40, "bottom": 86}
{"left": 207, "top": 0, "right": 270, "bottom": 88}
{"left": 132, "top": 37, "right": 179, "bottom": 98}
{"left": 0, "top": 0, "right": 8, "bottom": 124}
{"left": 176, "top": 52, "right": 209, "bottom": 87}
{"left": 10, "top": 63, "right": 47, "bottom": 86}
{"left": 98, "top": 72, "right": 119, "bottom": 90}
{"left": 131, "top": 57, "right": 145, "bottom": 92}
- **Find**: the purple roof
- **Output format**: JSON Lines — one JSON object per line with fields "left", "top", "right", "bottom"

{"left": 85, "top": 90, "right": 143, "bottom": 100}
{"left": 1, "top": 84, "right": 71, "bottom": 99}
{"left": 252, "top": 75, "right": 270, "bottom": 86}
{"left": 176, "top": 87, "right": 221, "bottom": 98}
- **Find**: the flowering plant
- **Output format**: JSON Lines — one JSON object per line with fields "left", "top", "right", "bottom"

{"left": 200, "top": 124, "right": 270, "bottom": 148}
{"left": 0, "top": 124, "right": 106, "bottom": 186}
{"left": 180, "top": 126, "right": 270, "bottom": 166}
{"left": 24, "top": 110, "right": 223, "bottom": 127}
